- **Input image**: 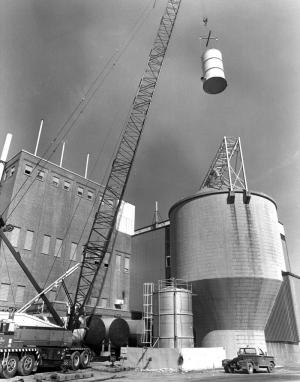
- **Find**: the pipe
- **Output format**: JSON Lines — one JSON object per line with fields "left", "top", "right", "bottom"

{"left": 85, "top": 153, "right": 90, "bottom": 179}
{"left": 59, "top": 141, "right": 65, "bottom": 167}
{"left": 0, "top": 133, "right": 13, "bottom": 180}
{"left": 34, "top": 119, "right": 43, "bottom": 156}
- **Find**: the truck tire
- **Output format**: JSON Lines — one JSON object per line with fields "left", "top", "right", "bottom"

{"left": 267, "top": 362, "right": 275, "bottom": 373}
{"left": 70, "top": 351, "right": 81, "bottom": 371}
{"left": 0, "top": 354, "right": 19, "bottom": 379}
{"left": 80, "top": 350, "right": 90, "bottom": 369}
{"left": 17, "top": 354, "right": 35, "bottom": 376}
{"left": 246, "top": 363, "right": 254, "bottom": 374}
{"left": 226, "top": 365, "right": 234, "bottom": 373}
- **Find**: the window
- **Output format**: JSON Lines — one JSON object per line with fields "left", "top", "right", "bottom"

{"left": 24, "top": 164, "right": 33, "bottom": 175}
{"left": 77, "top": 187, "right": 83, "bottom": 197}
{"left": 89, "top": 297, "right": 97, "bottom": 306}
{"left": 10, "top": 227, "right": 20, "bottom": 247}
{"left": 37, "top": 170, "right": 45, "bottom": 181}
{"left": 52, "top": 176, "right": 59, "bottom": 187}
{"left": 63, "top": 181, "right": 71, "bottom": 191}
{"left": 49, "top": 290, "right": 56, "bottom": 302}
{"left": 24, "top": 230, "right": 34, "bottom": 250}
{"left": 80, "top": 246, "right": 85, "bottom": 262}
{"left": 41, "top": 235, "right": 51, "bottom": 255}
{"left": 0, "top": 283, "right": 10, "bottom": 301}
{"left": 16, "top": 285, "right": 25, "bottom": 303}
{"left": 124, "top": 257, "right": 130, "bottom": 273}
{"left": 116, "top": 255, "right": 121, "bottom": 271}
{"left": 70, "top": 242, "right": 77, "bottom": 261}
{"left": 100, "top": 298, "right": 108, "bottom": 308}
{"left": 54, "top": 239, "right": 62, "bottom": 257}
{"left": 87, "top": 191, "right": 93, "bottom": 200}
{"left": 166, "top": 256, "right": 171, "bottom": 267}
{"left": 9, "top": 166, "right": 15, "bottom": 177}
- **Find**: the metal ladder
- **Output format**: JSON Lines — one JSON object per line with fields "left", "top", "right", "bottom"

{"left": 142, "top": 282, "right": 154, "bottom": 346}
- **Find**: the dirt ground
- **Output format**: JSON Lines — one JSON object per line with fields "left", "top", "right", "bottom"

{"left": 7, "top": 363, "right": 300, "bottom": 382}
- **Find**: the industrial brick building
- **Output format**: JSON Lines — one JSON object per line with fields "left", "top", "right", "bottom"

{"left": 0, "top": 150, "right": 134, "bottom": 318}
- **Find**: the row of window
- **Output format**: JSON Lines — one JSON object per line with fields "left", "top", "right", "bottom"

{"left": 0, "top": 283, "right": 25, "bottom": 302}
{"left": 24, "top": 163, "right": 95, "bottom": 200}
{"left": 10, "top": 228, "right": 81, "bottom": 260}
{"left": 9, "top": 228, "right": 130, "bottom": 269}
{"left": 0, "top": 282, "right": 127, "bottom": 309}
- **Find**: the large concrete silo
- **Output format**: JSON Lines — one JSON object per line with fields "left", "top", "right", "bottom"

{"left": 169, "top": 190, "right": 286, "bottom": 358}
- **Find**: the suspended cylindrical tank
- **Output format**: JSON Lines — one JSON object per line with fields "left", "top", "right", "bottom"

{"left": 84, "top": 315, "right": 106, "bottom": 353}
{"left": 102, "top": 317, "right": 130, "bottom": 348}
{"left": 201, "top": 48, "right": 227, "bottom": 94}
{"left": 153, "top": 280, "right": 194, "bottom": 348}
{"left": 126, "top": 319, "right": 144, "bottom": 347}
{"left": 169, "top": 190, "right": 286, "bottom": 358}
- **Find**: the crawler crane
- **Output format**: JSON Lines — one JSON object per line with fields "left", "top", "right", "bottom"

{"left": 0, "top": 0, "right": 182, "bottom": 378}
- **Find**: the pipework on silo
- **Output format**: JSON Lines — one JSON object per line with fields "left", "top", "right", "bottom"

{"left": 169, "top": 190, "right": 286, "bottom": 358}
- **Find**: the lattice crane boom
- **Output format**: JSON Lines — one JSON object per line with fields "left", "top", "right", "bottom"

{"left": 68, "top": 0, "right": 182, "bottom": 330}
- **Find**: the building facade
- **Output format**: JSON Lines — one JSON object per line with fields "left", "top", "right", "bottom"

{"left": 0, "top": 150, "right": 134, "bottom": 318}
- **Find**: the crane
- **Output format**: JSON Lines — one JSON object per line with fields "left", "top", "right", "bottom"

{"left": 67, "top": 0, "right": 182, "bottom": 330}
{"left": 0, "top": 0, "right": 182, "bottom": 334}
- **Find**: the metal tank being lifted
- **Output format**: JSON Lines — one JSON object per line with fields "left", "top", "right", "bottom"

{"left": 169, "top": 190, "right": 286, "bottom": 358}
{"left": 153, "top": 279, "right": 194, "bottom": 348}
{"left": 201, "top": 48, "right": 227, "bottom": 94}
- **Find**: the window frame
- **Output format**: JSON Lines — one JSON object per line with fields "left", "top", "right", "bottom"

{"left": 63, "top": 181, "right": 71, "bottom": 191}
{"left": 54, "top": 238, "right": 63, "bottom": 258}
{"left": 24, "top": 230, "right": 34, "bottom": 250}
{"left": 41, "top": 234, "right": 51, "bottom": 255}
{"left": 24, "top": 164, "right": 33, "bottom": 176}
{"left": 77, "top": 186, "right": 84, "bottom": 197}
{"left": 52, "top": 176, "right": 60, "bottom": 187}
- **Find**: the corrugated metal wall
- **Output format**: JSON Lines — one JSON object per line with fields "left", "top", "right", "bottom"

{"left": 265, "top": 275, "right": 300, "bottom": 343}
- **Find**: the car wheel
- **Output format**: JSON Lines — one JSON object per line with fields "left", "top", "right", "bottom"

{"left": 17, "top": 354, "right": 35, "bottom": 376}
{"left": 267, "top": 362, "right": 275, "bottom": 373}
{"left": 246, "top": 363, "right": 254, "bottom": 374}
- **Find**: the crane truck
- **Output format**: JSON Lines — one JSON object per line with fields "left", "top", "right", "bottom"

{"left": 0, "top": 0, "right": 182, "bottom": 378}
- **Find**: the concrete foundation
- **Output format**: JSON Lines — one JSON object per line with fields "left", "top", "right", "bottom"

{"left": 201, "top": 330, "right": 266, "bottom": 359}
{"left": 121, "top": 347, "right": 226, "bottom": 371}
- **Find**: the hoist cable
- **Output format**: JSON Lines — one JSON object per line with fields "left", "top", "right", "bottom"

{"left": 1, "top": 0, "right": 155, "bottom": 222}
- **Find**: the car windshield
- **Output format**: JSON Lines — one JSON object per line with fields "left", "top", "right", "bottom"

{"left": 239, "top": 348, "right": 256, "bottom": 354}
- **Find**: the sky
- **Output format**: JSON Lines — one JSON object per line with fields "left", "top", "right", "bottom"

{"left": 1, "top": 0, "right": 300, "bottom": 272}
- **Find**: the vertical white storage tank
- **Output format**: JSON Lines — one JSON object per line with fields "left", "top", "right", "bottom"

{"left": 153, "top": 279, "right": 194, "bottom": 348}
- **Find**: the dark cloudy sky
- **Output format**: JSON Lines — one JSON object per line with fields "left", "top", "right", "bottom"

{"left": 1, "top": 0, "right": 300, "bottom": 271}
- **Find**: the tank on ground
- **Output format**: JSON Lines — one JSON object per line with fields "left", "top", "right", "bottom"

{"left": 153, "top": 279, "right": 194, "bottom": 348}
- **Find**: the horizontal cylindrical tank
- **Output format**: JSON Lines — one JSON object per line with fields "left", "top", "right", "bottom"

{"left": 102, "top": 317, "right": 130, "bottom": 348}
{"left": 84, "top": 315, "right": 106, "bottom": 352}
{"left": 126, "top": 319, "right": 144, "bottom": 347}
{"left": 202, "top": 48, "right": 227, "bottom": 94}
{"left": 153, "top": 283, "right": 194, "bottom": 348}
{"left": 169, "top": 190, "right": 285, "bottom": 358}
